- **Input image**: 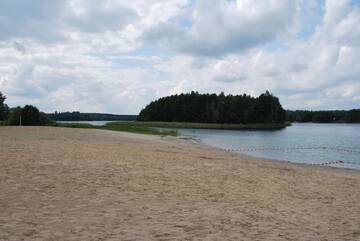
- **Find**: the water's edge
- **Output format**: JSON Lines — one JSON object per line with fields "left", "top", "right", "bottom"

{"left": 181, "top": 135, "right": 360, "bottom": 173}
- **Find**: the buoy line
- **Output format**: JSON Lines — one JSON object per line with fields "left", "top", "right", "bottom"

{"left": 222, "top": 147, "right": 360, "bottom": 166}
{"left": 223, "top": 146, "right": 360, "bottom": 154}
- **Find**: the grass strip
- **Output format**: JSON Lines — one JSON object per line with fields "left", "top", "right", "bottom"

{"left": 54, "top": 122, "right": 177, "bottom": 136}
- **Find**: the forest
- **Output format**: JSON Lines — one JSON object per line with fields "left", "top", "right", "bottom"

{"left": 47, "top": 112, "right": 137, "bottom": 121}
{"left": 2, "top": 90, "right": 359, "bottom": 125}
{"left": 286, "top": 110, "right": 360, "bottom": 123}
{"left": 137, "top": 91, "right": 286, "bottom": 124}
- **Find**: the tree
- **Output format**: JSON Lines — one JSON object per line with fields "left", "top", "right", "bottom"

{"left": 285, "top": 109, "right": 360, "bottom": 123}
{"left": 7, "top": 107, "right": 22, "bottom": 125}
{"left": 0, "top": 92, "right": 5, "bottom": 104}
{"left": 137, "top": 91, "right": 286, "bottom": 124}
{"left": 0, "top": 91, "right": 10, "bottom": 121}
{"left": 7, "top": 105, "right": 52, "bottom": 126}
{"left": 347, "top": 109, "right": 360, "bottom": 123}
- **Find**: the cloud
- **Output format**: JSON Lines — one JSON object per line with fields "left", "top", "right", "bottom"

{"left": 148, "top": 0, "right": 360, "bottom": 110}
{"left": 0, "top": 0, "right": 359, "bottom": 113}
{"left": 0, "top": 0, "right": 66, "bottom": 42}
{"left": 0, "top": 0, "right": 139, "bottom": 46}
{"left": 143, "top": 0, "right": 296, "bottom": 56}
{"left": 65, "top": 1, "right": 138, "bottom": 33}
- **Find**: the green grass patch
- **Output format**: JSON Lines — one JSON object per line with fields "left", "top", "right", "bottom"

{"left": 55, "top": 122, "right": 177, "bottom": 136}
{"left": 55, "top": 123, "right": 95, "bottom": 129}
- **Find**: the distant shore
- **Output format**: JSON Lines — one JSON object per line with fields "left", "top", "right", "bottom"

{"left": 0, "top": 126, "right": 359, "bottom": 241}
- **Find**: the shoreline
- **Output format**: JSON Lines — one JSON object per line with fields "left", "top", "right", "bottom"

{"left": 183, "top": 134, "right": 360, "bottom": 174}
{"left": 123, "top": 121, "right": 291, "bottom": 130}
{"left": 1, "top": 126, "right": 359, "bottom": 240}
{"left": 177, "top": 132, "right": 360, "bottom": 173}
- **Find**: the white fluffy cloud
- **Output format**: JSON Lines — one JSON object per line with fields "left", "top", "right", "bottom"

{"left": 0, "top": 0, "right": 359, "bottom": 113}
{"left": 143, "top": 0, "right": 295, "bottom": 56}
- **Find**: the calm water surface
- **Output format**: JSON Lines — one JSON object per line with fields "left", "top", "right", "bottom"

{"left": 57, "top": 120, "right": 116, "bottom": 126}
{"left": 176, "top": 123, "right": 360, "bottom": 170}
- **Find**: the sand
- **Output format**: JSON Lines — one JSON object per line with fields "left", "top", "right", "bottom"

{"left": 0, "top": 126, "right": 359, "bottom": 241}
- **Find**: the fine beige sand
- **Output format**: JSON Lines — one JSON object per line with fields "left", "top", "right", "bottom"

{"left": 0, "top": 126, "right": 359, "bottom": 241}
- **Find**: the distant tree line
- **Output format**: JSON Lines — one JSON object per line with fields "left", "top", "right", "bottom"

{"left": 138, "top": 91, "right": 286, "bottom": 124}
{"left": 286, "top": 110, "right": 360, "bottom": 123}
{"left": 47, "top": 112, "right": 137, "bottom": 121}
{"left": 0, "top": 91, "right": 52, "bottom": 126}
{"left": 2, "top": 90, "right": 359, "bottom": 126}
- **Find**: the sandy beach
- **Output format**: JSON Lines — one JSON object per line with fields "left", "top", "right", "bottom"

{"left": 0, "top": 126, "right": 359, "bottom": 241}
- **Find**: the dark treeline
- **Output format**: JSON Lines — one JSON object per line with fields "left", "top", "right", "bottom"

{"left": 0, "top": 92, "right": 10, "bottom": 121}
{"left": 3, "top": 89, "right": 359, "bottom": 126}
{"left": 47, "top": 112, "right": 137, "bottom": 121}
{"left": 7, "top": 105, "right": 52, "bottom": 126}
{"left": 1, "top": 92, "right": 52, "bottom": 126}
{"left": 138, "top": 91, "right": 286, "bottom": 124}
{"left": 286, "top": 110, "right": 360, "bottom": 123}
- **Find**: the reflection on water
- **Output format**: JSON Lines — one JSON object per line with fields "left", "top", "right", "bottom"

{"left": 57, "top": 120, "right": 116, "bottom": 126}
{"left": 176, "top": 123, "right": 360, "bottom": 170}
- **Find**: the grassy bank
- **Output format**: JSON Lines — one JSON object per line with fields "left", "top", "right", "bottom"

{"left": 55, "top": 122, "right": 177, "bottom": 136}
{"left": 128, "top": 121, "right": 290, "bottom": 130}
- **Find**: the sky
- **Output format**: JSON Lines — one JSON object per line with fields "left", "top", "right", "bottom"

{"left": 0, "top": 0, "right": 359, "bottom": 114}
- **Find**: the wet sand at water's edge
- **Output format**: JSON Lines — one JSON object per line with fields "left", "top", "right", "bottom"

{"left": 0, "top": 126, "right": 359, "bottom": 241}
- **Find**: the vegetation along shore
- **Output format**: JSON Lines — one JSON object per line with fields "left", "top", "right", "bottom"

{"left": 126, "top": 121, "right": 290, "bottom": 130}
{"left": 55, "top": 121, "right": 177, "bottom": 136}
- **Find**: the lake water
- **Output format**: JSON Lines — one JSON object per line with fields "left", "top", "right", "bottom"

{"left": 57, "top": 120, "right": 116, "bottom": 126}
{"left": 176, "top": 123, "right": 360, "bottom": 170}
